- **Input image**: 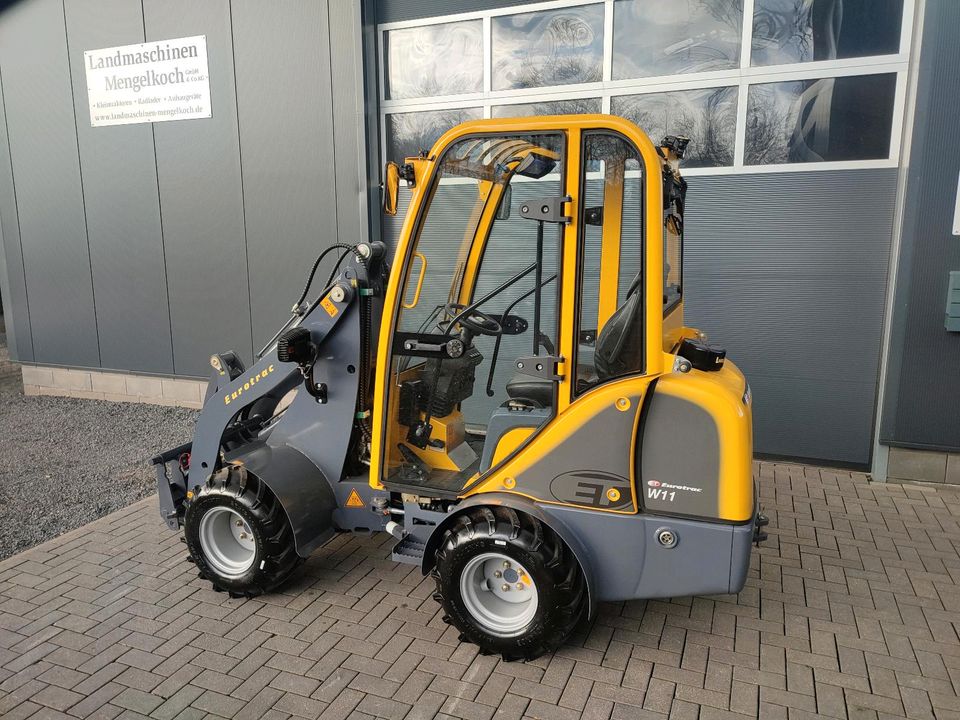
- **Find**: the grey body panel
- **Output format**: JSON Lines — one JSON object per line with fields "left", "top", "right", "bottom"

{"left": 417, "top": 491, "right": 756, "bottom": 608}
{"left": 640, "top": 393, "right": 720, "bottom": 518}
{"left": 226, "top": 442, "right": 337, "bottom": 557}
{"left": 63, "top": 0, "right": 173, "bottom": 374}
{"left": 880, "top": 0, "right": 960, "bottom": 451}
{"left": 509, "top": 395, "right": 642, "bottom": 512}
{"left": 541, "top": 505, "right": 752, "bottom": 601}
{"left": 479, "top": 405, "right": 551, "bottom": 472}
{"left": 418, "top": 493, "right": 599, "bottom": 616}
{"left": 331, "top": 479, "right": 390, "bottom": 533}
{"left": 179, "top": 251, "right": 384, "bottom": 557}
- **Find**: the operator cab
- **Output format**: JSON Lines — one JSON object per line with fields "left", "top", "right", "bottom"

{"left": 380, "top": 124, "right": 661, "bottom": 497}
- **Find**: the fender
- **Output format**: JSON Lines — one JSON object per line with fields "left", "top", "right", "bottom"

{"left": 225, "top": 442, "right": 337, "bottom": 558}
{"left": 420, "top": 493, "right": 598, "bottom": 618}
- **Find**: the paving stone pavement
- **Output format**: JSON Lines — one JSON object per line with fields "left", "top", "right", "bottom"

{"left": 0, "top": 462, "right": 958, "bottom": 720}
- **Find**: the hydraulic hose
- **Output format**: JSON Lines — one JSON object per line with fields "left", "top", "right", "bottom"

{"left": 293, "top": 243, "right": 352, "bottom": 311}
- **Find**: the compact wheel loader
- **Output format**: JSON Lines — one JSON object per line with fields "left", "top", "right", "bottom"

{"left": 154, "top": 115, "right": 765, "bottom": 660}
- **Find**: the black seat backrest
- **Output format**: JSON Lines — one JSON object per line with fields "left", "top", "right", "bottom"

{"left": 594, "top": 274, "right": 644, "bottom": 382}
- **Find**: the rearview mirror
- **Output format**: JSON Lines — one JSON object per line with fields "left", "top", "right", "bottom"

{"left": 383, "top": 162, "right": 400, "bottom": 216}
{"left": 495, "top": 184, "right": 512, "bottom": 221}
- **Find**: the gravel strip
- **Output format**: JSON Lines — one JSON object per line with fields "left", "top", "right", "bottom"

{"left": 0, "top": 343, "right": 198, "bottom": 559}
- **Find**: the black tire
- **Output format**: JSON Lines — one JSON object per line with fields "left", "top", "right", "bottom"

{"left": 184, "top": 465, "right": 303, "bottom": 597}
{"left": 432, "top": 507, "right": 587, "bottom": 660}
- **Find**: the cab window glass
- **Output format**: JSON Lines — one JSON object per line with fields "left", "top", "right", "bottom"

{"left": 385, "top": 133, "right": 565, "bottom": 491}
{"left": 576, "top": 133, "right": 644, "bottom": 395}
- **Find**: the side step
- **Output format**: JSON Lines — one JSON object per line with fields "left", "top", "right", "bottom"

{"left": 392, "top": 535, "right": 426, "bottom": 565}
{"left": 754, "top": 512, "right": 770, "bottom": 546}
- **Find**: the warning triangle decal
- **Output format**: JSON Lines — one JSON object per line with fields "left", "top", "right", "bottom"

{"left": 345, "top": 489, "right": 364, "bottom": 508}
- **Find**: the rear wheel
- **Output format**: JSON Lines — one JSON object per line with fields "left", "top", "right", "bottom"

{"left": 184, "top": 466, "right": 302, "bottom": 597}
{"left": 432, "top": 507, "right": 586, "bottom": 660}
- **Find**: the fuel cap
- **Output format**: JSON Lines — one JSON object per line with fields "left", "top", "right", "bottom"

{"left": 678, "top": 338, "right": 726, "bottom": 372}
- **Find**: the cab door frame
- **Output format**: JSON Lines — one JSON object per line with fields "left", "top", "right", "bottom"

{"left": 370, "top": 116, "right": 666, "bottom": 498}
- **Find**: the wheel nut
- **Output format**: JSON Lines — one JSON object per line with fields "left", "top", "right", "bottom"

{"left": 501, "top": 584, "right": 510, "bottom": 592}
{"left": 239, "top": 533, "right": 247, "bottom": 540}
{"left": 502, "top": 561, "right": 510, "bottom": 568}
{"left": 236, "top": 520, "right": 243, "bottom": 527}
{"left": 516, "top": 583, "right": 524, "bottom": 590}
{"left": 494, "top": 570, "right": 502, "bottom": 578}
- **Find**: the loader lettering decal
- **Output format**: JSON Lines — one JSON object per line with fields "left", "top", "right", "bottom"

{"left": 550, "top": 470, "right": 631, "bottom": 510}
{"left": 224, "top": 364, "right": 275, "bottom": 405}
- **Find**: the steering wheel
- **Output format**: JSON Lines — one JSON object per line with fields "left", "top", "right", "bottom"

{"left": 443, "top": 303, "right": 503, "bottom": 337}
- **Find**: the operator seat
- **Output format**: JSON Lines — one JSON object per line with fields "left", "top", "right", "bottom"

{"left": 594, "top": 274, "right": 643, "bottom": 381}
{"left": 505, "top": 273, "right": 644, "bottom": 403}
{"left": 505, "top": 374, "right": 553, "bottom": 407}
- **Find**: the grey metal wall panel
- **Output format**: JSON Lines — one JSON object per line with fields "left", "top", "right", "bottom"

{"left": 0, "top": 0, "right": 99, "bottom": 367}
{"left": 376, "top": 0, "right": 553, "bottom": 23}
{"left": 880, "top": 0, "right": 960, "bottom": 451}
{"left": 143, "top": 0, "right": 251, "bottom": 377}
{"left": 361, "top": 0, "right": 383, "bottom": 246}
{"left": 685, "top": 169, "right": 899, "bottom": 465}
{"left": 63, "top": 0, "right": 174, "bottom": 374}
{"left": 0, "top": 63, "right": 33, "bottom": 362}
{"left": 231, "top": 0, "right": 338, "bottom": 351}
{"left": 329, "top": 0, "right": 368, "bottom": 247}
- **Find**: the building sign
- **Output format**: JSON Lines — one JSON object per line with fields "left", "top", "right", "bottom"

{"left": 84, "top": 35, "right": 211, "bottom": 127}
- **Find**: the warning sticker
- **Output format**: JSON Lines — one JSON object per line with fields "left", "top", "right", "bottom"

{"left": 321, "top": 296, "right": 338, "bottom": 317}
{"left": 345, "top": 489, "right": 364, "bottom": 508}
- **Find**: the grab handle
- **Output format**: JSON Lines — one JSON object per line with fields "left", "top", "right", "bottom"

{"left": 403, "top": 253, "right": 427, "bottom": 309}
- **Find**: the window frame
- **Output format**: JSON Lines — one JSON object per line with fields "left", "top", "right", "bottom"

{"left": 377, "top": 0, "right": 916, "bottom": 176}
{"left": 571, "top": 129, "right": 647, "bottom": 402}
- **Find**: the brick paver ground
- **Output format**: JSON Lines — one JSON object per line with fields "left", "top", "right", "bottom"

{"left": 1, "top": 463, "right": 958, "bottom": 720}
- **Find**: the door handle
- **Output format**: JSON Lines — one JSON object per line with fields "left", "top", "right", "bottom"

{"left": 402, "top": 253, "right": 427, "bottom": 309}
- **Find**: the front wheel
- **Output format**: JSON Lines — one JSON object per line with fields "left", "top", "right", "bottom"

{"left": 432, "top": 507, "right": 586, "bottom": 660}
{"left": 183, "top": 466, "right": 302, "bottom": 597}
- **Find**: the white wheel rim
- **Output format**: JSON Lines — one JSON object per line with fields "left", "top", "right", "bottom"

{"left": 198, "top": 507, "right": 257, "bottom": 578}
{"left": 459, "top": 552, "right": 538, "bottom": 637}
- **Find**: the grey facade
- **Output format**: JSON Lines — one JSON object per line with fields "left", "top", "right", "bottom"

{"left": 880, "top": 0, "right": 960, "bottom": 453}
{"left": 0, "top": 0, "right": 373, "bottom": 378}
{"left": 0, "top": 0, "right": 955, "bottom": 468}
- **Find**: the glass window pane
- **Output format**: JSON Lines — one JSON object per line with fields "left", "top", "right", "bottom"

{"left": 752, "top": 0, "right": 904, "bottom": 66}
{"left": 385, "top": 134, "right": 565, "bottom": 487}
{"left": 611, "top": 87, "right": 737, "bottom": 168}
{"left": 491, "top": 97, "right": 602, "bottom": 118}
{"left": 386, "top": 108, "right": 482, "bottom": 162}
{"left": 612, "top": 0, "right": 742, "bottom": 79}
{"left": 384, "top": 20, "right": 483, "bottom": 100}
{"left": 492, "top": 5, "right": 604, "bottom": 91}
{"left": 744, "top": 73, "right": 897, "bottom": 165}
{"left": 576, "top": 134, "right": 644, "bottom": 394}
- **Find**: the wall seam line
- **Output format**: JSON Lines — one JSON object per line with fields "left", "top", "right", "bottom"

{"left": 141, "top": 0, "right": 177, "bottom": 375}
{"left": 325, "top": 0, "right": 341, "bottom": 247}
{"left": 61, "top": 0, "right": 102, "bottom": 367}
{"left": 227, "top": 0, "right": 255, "bottom": 363}
{"left": 0, "top": 60, "right": 35, "bottom": 361}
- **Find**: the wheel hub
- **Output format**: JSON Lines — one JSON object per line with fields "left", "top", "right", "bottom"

{"left": 198, "top": 507, "right": 256, "bottom": 578}
{"left": 460, "top": 552, "right": 538, "bottom": 637}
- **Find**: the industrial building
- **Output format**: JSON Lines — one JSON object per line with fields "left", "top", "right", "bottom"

{"left": 0, "top": 0, "right": 957, "bottom": 480}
